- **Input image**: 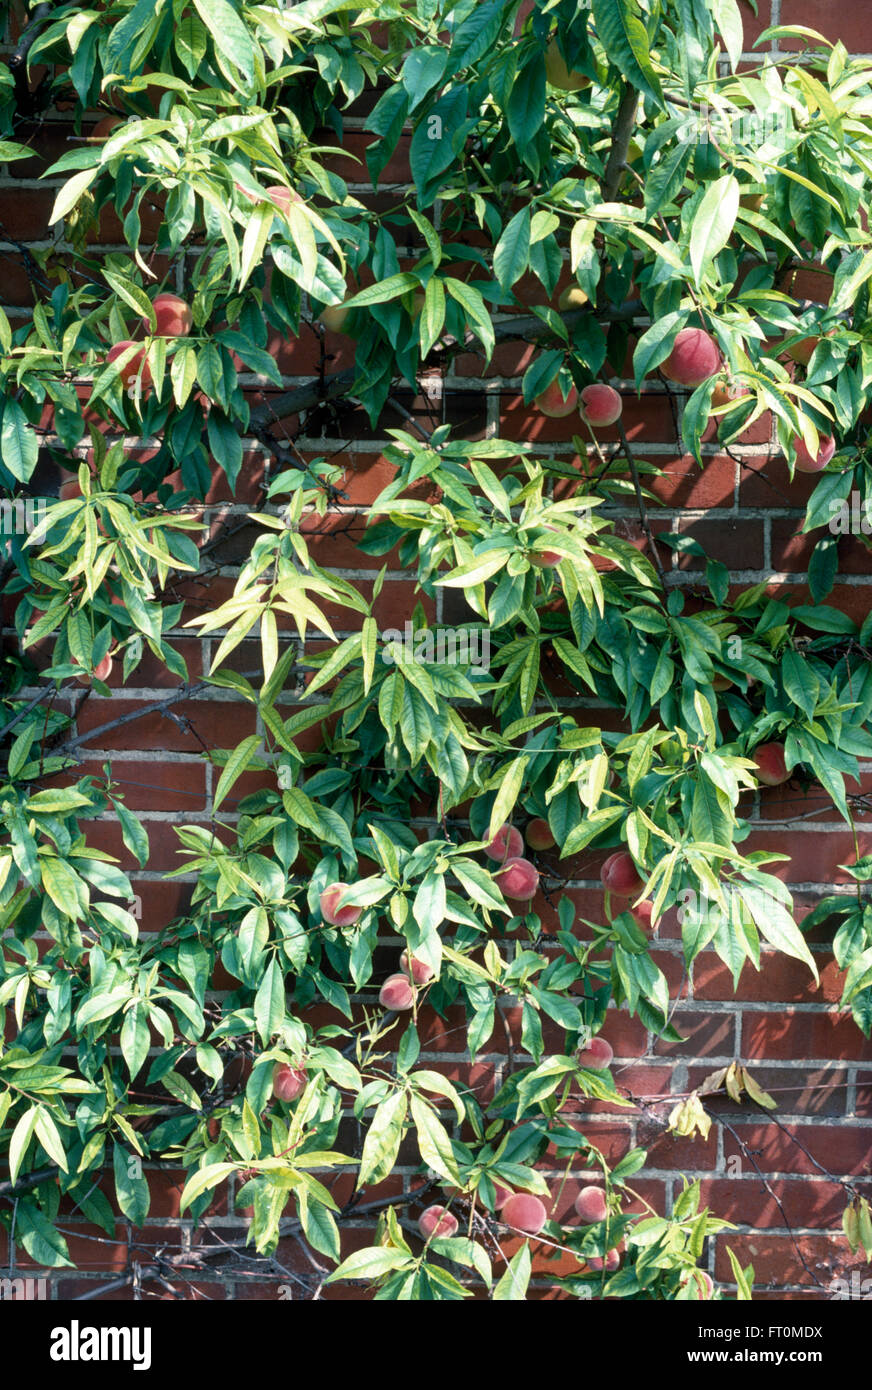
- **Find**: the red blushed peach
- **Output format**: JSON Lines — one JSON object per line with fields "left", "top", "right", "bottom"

{"left": 792, "top": 434, "right": 835, "bottom": 472}
{"left": 711, "top": 378, "right": 750, "bottom": 409}
{"left": 92, "top": 114, "right": 124, "bottom": 139}
{"left": 484, "top": 823, "right": 524, "bottom": 862}
{"left": 400, "top": 950, "right": 434, "bottom": 984}
{"left": 526, "top": 818, "right": 555, "bottom": 851}
{"left": 529, "top": 524, "right": 563, "bottom": 567}
{"left": 587, "top": 1248, "right": 620, "bottom": 1272}
{"left": 580, "top": 383, "right": 622, "bottom": 427}
{"left": 418, "top": 1205, "right": 458, "bottom": 1240}
{"left": 265, "top": 184, "right": 303, "bottom": 216}
{"left": 106, "top": 340, "right": 152, "bottom": 392}
{"left": 630, "top": 899, "right": 655, "bottom": 931}
{"left": 534, "top": 379, "right": 578, "bottom": 417}
{"left": 272, "top": 1063, "right": 307, "bottom": 1102}
{"left": 754, "top": 741, "right": 790, "bottom": 786}
{"left": 577, "top": 1037, "right": 614, "bottom": 1070}
{"left": 574, "top": 1185, "right": 608, "bottom": 1223}
{"left": 379, "top": 973, "right": 416, "bottom": 1010}
{"left": 661, "top": 327, "right": 721, "bottom": 388}
{"left": 785, "top": 334, "right": 820, "bottom": 366}
{"left": 600, "top": 851, "right": 645, "bottom": 898}
{"left": 319, "top": 882, "right": 362, "bottom": 926}
{"left": 501, "top": 1193, "right": 548, "bottom": 1234}
{"left": 495, "top": 856, "right": 540, "bottom": 901}
{"left": 143, "top": 293, "right": 193, "bottom": 338}
{"left": 73, "top": 655, "right": 113, "bottom": 686}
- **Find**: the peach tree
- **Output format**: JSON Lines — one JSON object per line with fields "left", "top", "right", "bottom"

{"left": 1, "top": 0, "right": 872, "bottom": 1298}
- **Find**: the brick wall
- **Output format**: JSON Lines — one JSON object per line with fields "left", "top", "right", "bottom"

{"left": 1, "top": 0, "right": 872, "bottom": 1301}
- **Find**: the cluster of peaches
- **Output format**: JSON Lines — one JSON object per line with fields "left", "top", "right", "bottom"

{"left": 532, "top": 322, "right": 836, "bottom": 474}
{"left": 105, "top": 292, "right": 194, "bottom": 392}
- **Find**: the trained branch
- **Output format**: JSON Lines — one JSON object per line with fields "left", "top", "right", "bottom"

{"left": 602, "top": 85, "right": 640, "bottom": 201}
{"left": 616, "top": 417, "right": 669, "bottom": 588}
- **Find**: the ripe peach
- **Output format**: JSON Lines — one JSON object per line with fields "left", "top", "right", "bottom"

{"left": 534, "top": 379, "right": 578, "bottom": 417}
{"left": 92, "top": 114, "right": 124, "bottom": 139}
{"left": 400, "top": 950, "right": 434, "bottom": 985}
{"left": 587, "top": 1248, "right": 620, "bottom": 1271}
{"left": 107, "top": 340, "right": 151, "bottom": 391}
{"left": 785, "top": 334, "right": 819, "bottom": 366}
{"left": 754, "top": 742, "right": 790, "bottom": 787}
{"left": 265, "top": 185, "right": 302, "bottom": 216}
{"left": 710, "top": 378, "right": 750, "bottom": 409}
{"left": 544, "top": 39, "right": 590, "bottom": 92}
{"left": 379, "top": 973, "right": 416, "bottom": 1010}
{"left": 501, "top": 1193, "right": 548, "bottom": 1234}
{"left": 577, "top": 1037, "right": 614, "bottom": 1070}
{"left": 144, "top": 293, "right": 193, "bottom": 338}
{"left": 580, "top": 383, "right": 622, "bottom": 427}
{"left": 526, "top": 818, "right": 555, "bottom": 851}
{"left": 272, "top": 1063, "right": 307, "bottom": 1102}
{"left": 495, "top": 856, "right": 540, "bottom": 901}
{"left": 73, "top": 654, "right": 113, "bottom": 686}
{"left": 418, "top": 1205, "right": 458, "bottom": 1240}
{"left": 630, "top": 899, "right": 655, "bottom": 931}
{"left": 319, "top": 882, "right": 363, "bottom": 926}
{"left": 792, "top": 434, "right": 835, "bottom": 472}
{"left": 530, "top": 524, "right": 563, "bottom": 567}
{"left": 574, "top": 1185, "right": 608, "bottom": 1223}
{"left": 600, "top": 851, "right": 645, "bottom": 898}
{"left": 484, "top": 823, "right": 524, "bottom": 862}
{"left": 662, "top": 327, "right": 721, "bottom": 388}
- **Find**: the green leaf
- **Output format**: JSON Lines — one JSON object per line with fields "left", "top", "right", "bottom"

{"left": 16, "top": 1204, "right": 73, "bottom": 1268}
{"left": 192, "top": 0, "right": 255, "bottom": 82}
{"left": 1, "top": 398, "right": 38, "bottom": 482}
{"left": 253, "top": 956, "right": 286, "bottom": 1045}
{"left": 493, "top": 1242, "right": 531, "bottom": 1300}
{"left": 48, "top": 167, "right": 98, "bottom": 225}
{"left": 494, "top": 208, "right": 531, "bottom": 295}
{"left": 113, "top": 1143, "right": 151, "bottom": 1224}
{"left": 9, "top": 1105, "right": 38, "bottom": 1186}
{"left": 213, "top": 734, "right": 263, "bottom": 813}
{"left": 410, "top": 1094, "right": 462, "bottom": 1185}
{"left": 357, "top": 1090, "right": 407, "bottom": 1187}
{"left": 690, "top": 176, "right": 739, "bottom": 285}
{"left": 325, "top": 1246, "right": 414, "bottom": 1283}
{"left": 592, "top": 0, "right": 662, "bottom": 103}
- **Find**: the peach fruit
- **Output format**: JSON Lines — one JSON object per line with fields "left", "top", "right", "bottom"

{"left": 319, "top": 883, "right": 363, "bottom": 926}
{"left": 661, "top": 327, "right": 721, "bottom": 388}
{"left": 419, "top": 1205, "right": 458, "bottom": 1240}
{"left": 501, "top": 1193, "right": 548, "bottom": 1234}
{"left": 574, "top": 1185, "right": 608, "bottom": 1223}
{"left": 577, "top": 1037, "right": 614, "bottom": 1070}
{"left": 484, "top": 823, "right": 524, "bottom": 862}
{"left": 495, "top": 856, "right": 540, "bottom": 901}
{"left": 580, "top": 383, "right": 622, "bottom": 427}
{"left": 600, "top": 851, "right": 645, "bottom": 898}
{"left": 379, "top": 973, "right": 416, "bottom": 1010}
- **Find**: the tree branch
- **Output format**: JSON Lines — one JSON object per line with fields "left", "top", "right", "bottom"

{"left": 602, "top": 86, "right": 639, "bottom": 201}
{"left": 8, "top": 3, "right": 54, "bottom": 117}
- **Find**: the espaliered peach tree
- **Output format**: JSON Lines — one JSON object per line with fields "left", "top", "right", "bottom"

{"left": 1, "top": 0, "right": 872, "bottom": 1300}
